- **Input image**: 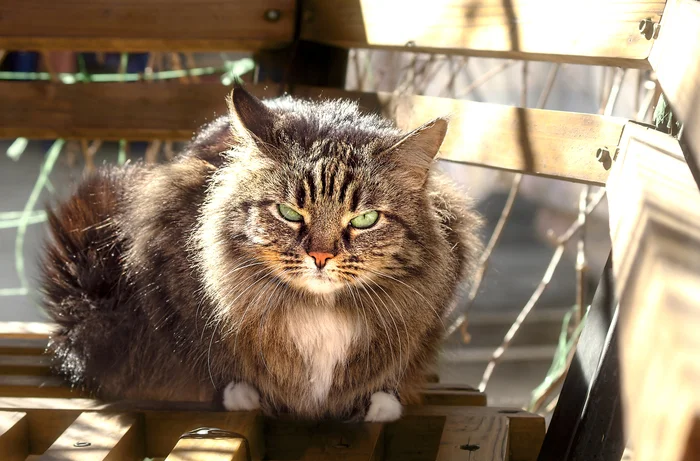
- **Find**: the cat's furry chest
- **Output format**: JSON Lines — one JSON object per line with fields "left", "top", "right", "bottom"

{"left": 286, "top": 303, "right": 357, "bottom": 403}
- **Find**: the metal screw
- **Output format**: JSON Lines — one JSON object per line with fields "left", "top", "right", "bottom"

{"left": 652, "top": 23, "right": 661, "bottom": 39}
{"left": 639, "top": 18, "right": 656, "bottom": 40}
{"left": 264, "top": 9, "right": 281, "bottom": 22}
{"left": 73, "top": 441, "right": 91, "bottom": 448}
{"left": 596, "top": 147, "right": 611, "bottom": 163}
{"left": 405, "top": 40, "right": 416, "bottom": 47}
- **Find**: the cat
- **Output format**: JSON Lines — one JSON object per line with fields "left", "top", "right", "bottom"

{"left": 40, "top": 85, "right": 482, "bottom": 422}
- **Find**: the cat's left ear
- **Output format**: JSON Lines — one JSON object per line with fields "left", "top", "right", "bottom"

{"left": 382, "top": 118, "right": 448, "bottom": 185}
{"left": 227, "top": 84, "right": 278, "bottom": 145}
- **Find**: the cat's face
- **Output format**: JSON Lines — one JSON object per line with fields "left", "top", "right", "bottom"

{"left": 240, "top": 155, "right": 419, "bottom": 295}
{"left": 206, "top": 86, "right": 448, "bottom": 296}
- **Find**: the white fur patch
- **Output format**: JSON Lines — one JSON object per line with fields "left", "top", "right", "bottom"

{"left": 287, "top": 306, "right": 356, "bottom": 403}
{"left": 222, "top": 382, "right": 260, "bottom": 411}
{"left": 365, "top": 392, "right": 402, "bottom": 422}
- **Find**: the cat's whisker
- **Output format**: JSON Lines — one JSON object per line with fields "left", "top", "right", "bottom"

{"left": 364, "top": 281, "right": 403, "bottom": 389}
{"left": 365, "top": 268, "right": 444, "bottom": 328}
{"left": 369, "top": 279, "right": 411, "bottom": 385}
{"left": 357, "top": 280, "right": 397, "bottom": 382}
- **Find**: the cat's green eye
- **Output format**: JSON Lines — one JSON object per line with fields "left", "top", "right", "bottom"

{"left": 350, "top": 210, "right": 379, "bottom": 229}
{"left": 278, "top": 204, "right": 303, "bottom": 222}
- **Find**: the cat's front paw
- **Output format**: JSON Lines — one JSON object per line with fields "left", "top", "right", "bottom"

{"left": 222, "top": 382, "right": 260, "bottom": 411}
{"left": 364, "top": 391, "right": 402, "bottom": 422}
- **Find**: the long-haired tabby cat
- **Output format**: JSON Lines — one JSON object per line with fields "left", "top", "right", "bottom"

{"left": 41, "top": 85, "right": 482, "bottom": 422}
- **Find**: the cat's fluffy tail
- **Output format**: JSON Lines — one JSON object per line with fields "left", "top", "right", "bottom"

{"left": 40, "top": 168, "right": 131, "bottom": 387}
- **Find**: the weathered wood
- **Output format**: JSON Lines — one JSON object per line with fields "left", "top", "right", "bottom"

{"left": 0, "top": 338, "right": 48, "bottom": 356}
{"left": 0, "top": 0, "right": 295, "bottom": 51}
{"left": 165, "top": 436, "right": 248, "bottom": 461}
{"left": 420, "top": 383, "right": 487, "bottom": 406}
{"left": 404, "top": 406, "right": 543, "bottom": 461}
{"left": 0, "top": 82, "right": 623, "bottom": 184}
{"left": 0, "top": 322, "right": 55, "bottom": 339}
{"left": 0, "top": 412, "right": 29, "bottom": 461}
{"left": 300, "top": 0, "right": 665, "bottom": 67}
{"left": 0, "top": 355, "right": 51, "bottom": 376}
{"left": 300, "top": 422, "right": 384, "bottom": 461}
{"left": 606, "top": 123, "right": 700, "bottom": 461}
{"left": 648, "top": 0, "right": 700, "bottom": 172}
{"left": 145, "top": 411, "right": 263, "bottom": 460}
{"left": 0, "top": 376, "right": 78, "bottom": 398}
{"left": 39, "top": 412, "right": 144, "bottom": 461}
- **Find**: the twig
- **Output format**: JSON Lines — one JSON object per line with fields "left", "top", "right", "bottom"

{"left": 479, "top": 245, "right": 565, "bottom": 391}
{"left": 457, "top": 60, "right": 516, "bottom": 98}
{"left": 536, "top": 64, "right": 561, "bottom": 109}
{"left": 80, "top": 139, "right": 102, "bottom": 173}
{"left": 478, "top": 188, "right": 607, "bottom": 391}
{"left": 447, "top": 173, "right": 523, "bottom": 338}
{"left": 574, "top": 186, "right": 589, "bottom": 324}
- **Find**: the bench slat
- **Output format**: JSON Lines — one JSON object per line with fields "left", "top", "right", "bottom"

{"left": 0, "top": 411, "right": 29, "bottom": 461}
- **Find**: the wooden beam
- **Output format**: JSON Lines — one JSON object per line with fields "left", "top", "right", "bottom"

{"left": 0, "top": 412, "right": 29, "bottom": 461}
{"left": 606, "top": 123, "right": 700, "bottom": 461}
{"left": 299, "top": 422, "right": 384, "bottom": 461}
{"left": 0, "top": 1, "right": 295, "bottom": 52}
{"left": 648, "top": 0, "right": 700, "bottom": 170}
{"left": 0, "top": 82, "right": 623, "bottom": 184}
{"left": 165, "top": 436, "right": 249, "bottom": 461}
{"left": 144, "top": 411, "right": 263, "bottom": 460}
{"left": 300, "top": 0, "right": 666, "bottom": 67}
{"left": 39, "top": 412, "right": 144, "bottom": 461}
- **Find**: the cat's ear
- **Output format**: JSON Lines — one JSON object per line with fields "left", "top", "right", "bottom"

{"left": 227, "top": 84, "right": 278, "bottom": 144}
{"left": 382, "top": 118, "right": 448, "bottom": 185}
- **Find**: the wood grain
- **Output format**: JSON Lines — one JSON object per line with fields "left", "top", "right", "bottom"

{"left": 300, "top": 0, "right": 665, "bottom": 67}
{"left": 39, "top": 412, "right": 144, "bottom": 461}
{"left": 0, "top": 411, "right": 29, "bottom": 461}
{"left": 144, "top": 411, "right": 263, "bottom": 460}
{"left": 300, "top": 422, "right": 384, "bottom": 461}
{"left": 607, "top": 123, "right": 700, "bottom": 461}
{"left": 0, "top": 82, "right": 623, "bottom": 184}
{"left": 0, "top": 0, "right": 295, "bottom": 51}
{"left": 648, "top": 0, "right": 700, "bottom": 171}
{"left": 165, "top": 437, "right": 248, "bottom": 461}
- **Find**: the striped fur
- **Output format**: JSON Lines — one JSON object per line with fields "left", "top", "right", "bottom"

{"left": 40, "top": 85, "right": 482, "bottom": 420}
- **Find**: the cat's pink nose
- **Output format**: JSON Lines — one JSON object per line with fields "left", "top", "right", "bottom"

{"left": 308, "top": 251, "right": 335, "bottom": 269}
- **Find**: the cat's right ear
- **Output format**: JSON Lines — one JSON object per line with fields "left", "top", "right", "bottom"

{"left": 227, "top": 84, "right": 278, "bottom": 145}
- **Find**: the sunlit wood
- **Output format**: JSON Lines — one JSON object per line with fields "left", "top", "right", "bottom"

{"left": 607, "top": 123, "right": 700, "bottom": 461}
{"left": 0, "top": 0, "right": 295, "bottom": 51}
{"left": 301, "top": 0, "right": 666, "bottom": 67}
{"left": 649, "top": 0, "right": 700, "bottom": 167}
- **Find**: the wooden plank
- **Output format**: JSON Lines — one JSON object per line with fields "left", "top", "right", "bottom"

{"left": 0, "top": 355, "right": 52, "bottom": 376}
{"left": 39, "top": 412, "right": 144, "bottom": 461}
{"left": 0, "top": 338, "right": 48, "bottom": 356}
{"left": 0, "top": 0, "right": 295, "bottom": 52}
{"left": 404, "top": 406, "right": 542, "bottom": 461}
{"left": 300, "top": 422, "right": 384, "bottom": 461}
{"left": 145, "top": 411, "right": 263, "bottom": 460}
{"left": 606, "top": 123, "right": 700, "bottom": 461}
{"left": 0, "top": 412, "right": 29, "bottom": 461}
{"left": 165, "top": 436, "right": 248, "bottom": 461}
{"left": 420, "top": 383, "right": 487, "bottom": 406}
{"left": 0, "top": 376, "right": 78, "bottom": 398}
{"left": 300, "top": 0, "right": 665, "bottom": 67}
{"left": 0, "top": 82, "right": 623, "bottom": 184}
{"left": 0, "top": 322, "right": 56, "bottom": 339}
{"left": 648, "top": 0, "right": 700, "bottom": 170}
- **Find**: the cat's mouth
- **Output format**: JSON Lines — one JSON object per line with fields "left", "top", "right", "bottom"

{"left": 299, "top": 270, "right": 345, "bottom": 294}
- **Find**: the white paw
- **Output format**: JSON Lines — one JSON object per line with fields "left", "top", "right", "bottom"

{"left": 364, "top": 391, "right": 402, "bottom": 422}
{"left": 222, "top": 382, "right": 260, "bottom": 411}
